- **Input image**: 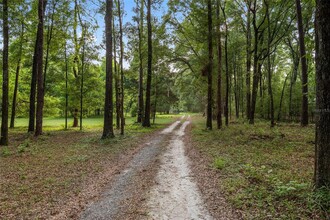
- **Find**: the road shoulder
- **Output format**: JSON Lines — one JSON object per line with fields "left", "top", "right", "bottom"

{"left": 185, "top": 122, "right": 243, "bottom": 220}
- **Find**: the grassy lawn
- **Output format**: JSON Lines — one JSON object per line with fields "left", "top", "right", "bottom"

{"left": 11, "top": 114, "right": 179, "bottom": 130}
{"left": 0, "top": 114, "right": 179, "bottom": 219}
{"left": 191, "top": 116, "right": 329, "bottom": 219}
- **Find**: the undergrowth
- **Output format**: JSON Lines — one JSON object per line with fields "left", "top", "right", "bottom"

{"left": 192, "top": 116, "right": 328, "bottom": 219}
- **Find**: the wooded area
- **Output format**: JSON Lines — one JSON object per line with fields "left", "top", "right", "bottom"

{"left": 0, "top": 0, "right": 329, "bottom": 219}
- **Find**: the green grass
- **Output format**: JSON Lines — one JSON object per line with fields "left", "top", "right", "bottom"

{"left": 191, "top": 116, "right": 328, "bottom": 219}
{"left": 10, "top": 114, "right": 180, "bottom": 130}
{"left": 212, "top": 157, "right": 228, "bottom": 170}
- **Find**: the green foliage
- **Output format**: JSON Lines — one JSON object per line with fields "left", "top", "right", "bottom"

{"left": 311, "top": 188, "right": 330, "bottom": 215}
{"left": 274, "top": 180, "right": 308, "bottom": 198}
{"left": 17, "top": 140, "right": 31, "bottom": 153}
{"left": 64, "top": 155, "right": 89, "bottom": 164}
{"left": 1, "top": 147, "right": 12, "bottom": 157}
{"left": 212, "top": 157, "right": 227, "bottom": 170}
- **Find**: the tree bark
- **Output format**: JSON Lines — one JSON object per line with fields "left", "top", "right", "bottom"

{"left": 277, "top": 74, "right": 288, "bottom": 122}
{"left": 65, "top": 42, "right": 68, "bottom": 130}
{"left": 295, "top": 0, "right": 309, "bottom": 126}
{"left": 28, "top": 38, "right": 38, "bottom": 132}
{"left": 142, "top": 0, "right": 152, "bottom": 127}
{"left": 43, "top": 0, "right": 56, "bottom": 93}
{"left": 153, "top": 74, "right": 158, "bottom": 124}
{"left": 72, "top": 0, "right": 82, "bottom": 127}
{"left": 73, "top": 0, "right": 80, "bottom": 79}
{"left": 266, "top": 2, "right": 275, "bottom": 127}
{"left": 216, "top": 0, "right": 222, "bottom": 129}
{"left": 117, "top": 0, "right": 125, "bottom": 135}
{"left": 267, "top": 56, "right": 275, "bottom": 127}
{"left": 221, "top": 4, "right": 229, "bottom": 126}
{"left": 1, "top": 0, "right": 9, "bottom": 145}
{"left": 137, "top": 0, "right": 144, "bottom": 123}
{"left": 249, "top": 1, "right": 260, "bottom": 125}
{"left": 241, "top": 66, "right": 245, "bottom": 118}
{"left": 35, "top": 0, "right": 47, "bottom": 136}
{"left": 113, "top": 16, "right": 120, "bottom": 129}
{"left": 315, "top": 0, "right": 330, "bottom": 188}
{"left": 206, "top": 0, "right": 213, "bottom": 130}
{"left": 102, "top": 0, "right": 115, "bottom": 138}
{"left": 10, "top": 22, "right": 24, "bottom": 129}
{"left": 233, "top": 54, "right": 239, "bottom": 119}
{"left": 80, "top": 27, "right": 86, "bottom": 131}
{"left": 73, "top": 109, "right": 79, "bottom": 127}
{"left": 246, "top": 0, "right": 252, "bottom": 120}
{"left": 10, "top": 58, "right": 21, "bottom": 129}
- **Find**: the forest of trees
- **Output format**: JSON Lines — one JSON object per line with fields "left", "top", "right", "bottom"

{"left": 0, "top": 0, "right": 329, "bottom": 187}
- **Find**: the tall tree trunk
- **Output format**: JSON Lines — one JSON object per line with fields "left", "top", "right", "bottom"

{"left": 287, "top": 38, "right": 299, "bottom": 121}
{"left": 224, "top": 17, "right": 229, "bottom": 125}
{"left": 10, "top": 58, "right": 21, "bottom": 129}
{"left": 35, "top": 0, "right": 47, "bottom": 136}
{"left": 249, "top": 2, "right": 259, "bottom": 125}
{"left": 117, "top": 0, "right": 125, "bottom": 135}
{"left": 216, "top": 0, "right": 222, "bottom": 129}
{"left": 295, "top": 0, "right": 309, "bottom": 126}
{"left": 73, "top": 0, "right": 80, "bottom": 79}
{"left": 153, "top": 74, "right": 158, "bottom": 124}
{"left": 10, "top": 22, "right": 24, "bottom": 129}
{"left": 229, "top": 73, "right": 232, "bottom": 120}
{"left": 28, "top": 39, "right": 38, "bottom": 132}
{"left": 43, "top": 0, "right": 56, "bottom": 93}
{"left": 1, "top": 0, "right": 9, "bottom": 145}
{"left": 267, "top": 55, "right": 275, "bottom": 127}
{"left": 113, "top": 16, "right": 120, "bottom": 129}
{"left": 206, "top": 0, "right": 213, "bottom": 130}
{"left": 221, "top": 4, "right": 228, "bottom": 126}
{"left": 114, "top": 60, "right": 120, "bottom": 130}
{"left": 266, "top": 3, "right": 275, "bottom": 127}
{"left": 137, "top": 0, "right": 144, "bottom": 123}
{"left": 72, "top": 0, "right": 80, "bottom": 127}
{"left": 102, "top": 0, "right": 115, "bottom": 138}
{"left": 277, "top": 74, "right": 288, "bottom": 121}
{"left": 142, "top": 0, "right": 152, "bottom": 127}
{"left": 246, "top": 1, "right": 252, "bottom": 120}
{"left": 259, "top": 68, "right": 263, "bottom": 98}
{"left": 65, "top": 41, "right": 68, "bottom": 130}
{"left": 241, "top": 66, "right": 245, "bottom": 118}
{"left": 289, "top": 78, "right": 294, "bottom": 121}
{"left": 234, "top": 55, "right": 239, "bottom": 119}
{"left": 80, "top": 27, "right": 86, "bottom": 131}
{"left": 260, "top": 72, "right": 265, "bottom": 118}
{"left": 289, "top": 59, "right": 299, "bottom": 120}
{"left": 315, "top": 0, "right": 330, "bottom": 189}
{"left": 249, "top": 0, "right": 268, "bottom": 124}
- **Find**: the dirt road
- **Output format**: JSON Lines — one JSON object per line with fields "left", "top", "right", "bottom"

{"left": 79, "top": 116, "right": 213, "bottom": 219}
{"left": 147, "top": 119, "right": 211, "bottom": 219}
